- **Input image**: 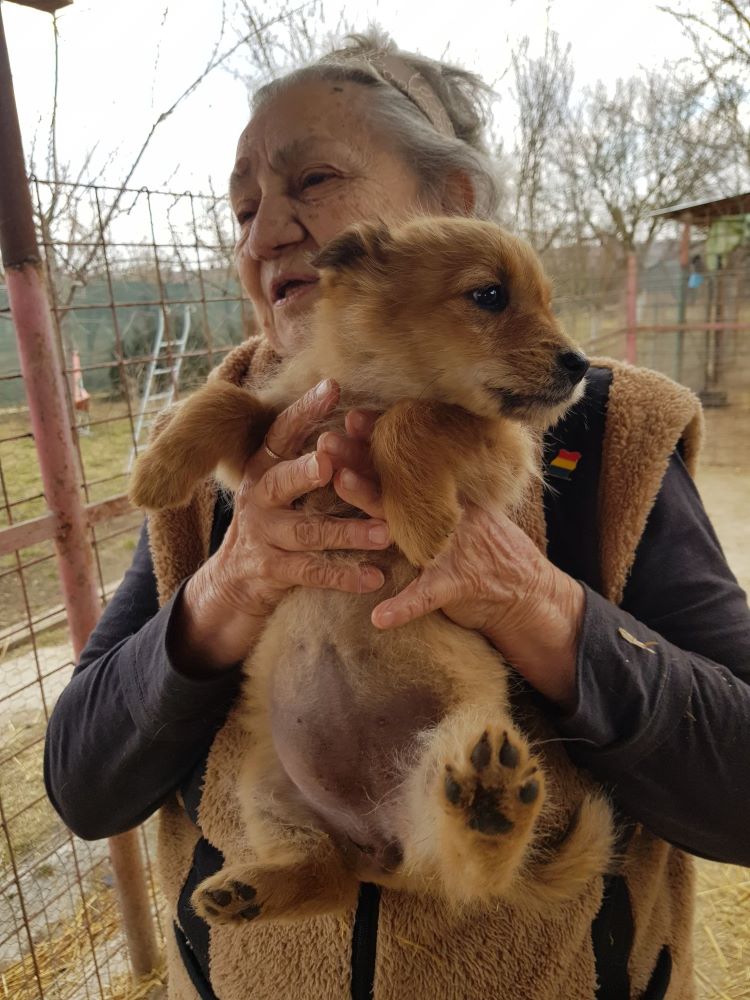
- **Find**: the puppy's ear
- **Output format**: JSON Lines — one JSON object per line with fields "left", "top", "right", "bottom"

{"left": 312, "top": 222, "right": 393, "bottom": 272}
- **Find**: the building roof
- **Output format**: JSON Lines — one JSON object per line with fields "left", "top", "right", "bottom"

{"left": 650, "top": 192, "right": 750, "bottom": 226}
{"left": 7, "top": 1, "right": 73, "bottom": 12}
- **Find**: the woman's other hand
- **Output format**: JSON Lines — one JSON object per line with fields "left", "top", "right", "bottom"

{"left": 332, "top": 409, "right": 584, "bottom": 710}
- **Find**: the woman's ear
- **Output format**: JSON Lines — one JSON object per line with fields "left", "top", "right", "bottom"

{"left": 441, "top": 171, "right": 476, "bottom": 216}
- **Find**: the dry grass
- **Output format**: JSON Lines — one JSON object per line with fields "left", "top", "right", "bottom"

{"left": 694, "top": 860, "right": 750, "bottom": 999}
{"left": 0, "top": 880, "right": 165, "bottom": 1000}
{"left": 0, "top": 397, "right": 142, "bottom": 632}
{"left": 0, "top": 717, "right": 59, "bottom": 870}
{"left": 107, "top": 968, "right": 166, "bottom": 1000}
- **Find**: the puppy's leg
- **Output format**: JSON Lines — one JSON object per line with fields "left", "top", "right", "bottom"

{"left": 401, "top": 706, "right": 545, "bottom": 905}
{"left": 193, "top": 709, "right": 358, "bottom": 925}
{"left": 130, "top": 381, "right": 274, "bottom": 510}
{"left": 192, "top": 840, "right": 359, "bottom": 925}
{"left": 371, "top": 401, "right": 488, "bottom": 565}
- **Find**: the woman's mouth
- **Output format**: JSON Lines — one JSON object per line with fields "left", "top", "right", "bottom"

{"left": 273, "top": 278, "right": 319, "bottom": 308}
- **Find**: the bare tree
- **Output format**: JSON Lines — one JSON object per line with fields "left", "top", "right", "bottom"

{"left": 660, "top": 0, "right": 750, "bottom": 171}
{"left": 511, "top": 29, "right": 573, "bottom": 252}
{"left": 27, "top": 0, "right": 317, "bottom": 311}
{"left": 562, "top": 70, "right": 736, "bottom": 260}
{"left": 510, "top": 43, "right": 737, "bottom": 264}
{"left": 230, "top": 0, "right": 351, "bottom": 95}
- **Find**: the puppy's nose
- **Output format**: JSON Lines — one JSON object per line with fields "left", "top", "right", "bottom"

{"left": 557, "top": 351, "right": 590, "bottom": 386}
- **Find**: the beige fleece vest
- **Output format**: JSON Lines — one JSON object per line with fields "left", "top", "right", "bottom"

{"left": 149, "top": 339, "right": 703, "bottom": 1000}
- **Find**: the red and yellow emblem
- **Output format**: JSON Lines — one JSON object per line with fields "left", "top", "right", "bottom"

{"left": 549, "top": 448, "right": 582, "bottom": 480}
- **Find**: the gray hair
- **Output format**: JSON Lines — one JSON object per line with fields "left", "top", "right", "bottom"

{"left": 252, "top": 30, "right": 503, "bottom": 221}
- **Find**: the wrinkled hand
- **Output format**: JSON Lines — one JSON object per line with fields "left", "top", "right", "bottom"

{"left": 329, "top": 411, "right": 584, "bottom": 709}
{"left": 171, "top": 381, "right": 390, "bottom": 675}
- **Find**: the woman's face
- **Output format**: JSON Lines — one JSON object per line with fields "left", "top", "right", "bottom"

{"left": 231, "top": 79, "right": 427, "bottom": 356}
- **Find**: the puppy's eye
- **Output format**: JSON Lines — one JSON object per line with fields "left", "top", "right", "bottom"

{"left": 470, "top": 284, "right": 509, "bottom": 312}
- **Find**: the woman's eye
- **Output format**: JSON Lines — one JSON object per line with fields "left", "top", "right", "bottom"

{"left": 470, "top": 284, "right": 510, "bottom": 312}
{"left": 301, "top": 171, "right": 335, "bottom": 191}
{"left": 236, "top": 209, "right": 256, "bottom": 225}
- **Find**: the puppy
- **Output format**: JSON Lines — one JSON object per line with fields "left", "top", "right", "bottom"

{"left": 131, "top": 216, "right": 614, "bottom": 925}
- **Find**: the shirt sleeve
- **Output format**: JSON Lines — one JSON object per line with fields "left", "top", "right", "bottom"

{"left": 43, "top": 520, "right": 242, "bottom": 840}
{"left": 555, "top": 452, "right": 750, "bottom": 864}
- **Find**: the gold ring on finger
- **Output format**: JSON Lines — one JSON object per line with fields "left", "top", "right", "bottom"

{"left": 263, "top": 436, "right": 292, "bottom": 462}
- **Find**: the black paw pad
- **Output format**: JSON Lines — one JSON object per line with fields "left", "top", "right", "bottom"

{"left": 469, "top": 785, "right": 514, "bottom": 835}
{"left": 499, "top": 734, "right": 520, "bottom": 769}
{"left": 239, "top": 903, "right": 262, "bottom": 920}
{"left": 470, "top": 732, "right": 492, "bottom": 771}
{"left": 231, "top": 881, "right": 256, "bottom": 901}
{"left": 445, "top": 770, "right": 462, "bottom": 805}
{"left": 207, "top": 889, "right": 232, "bottom": 907}
{"left": 519, "top": 779, "right": 539, "bottom": 804}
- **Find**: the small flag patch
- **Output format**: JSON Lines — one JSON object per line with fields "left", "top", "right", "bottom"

{"left": 549, "top": 448, "right": 582, "bottom": 480}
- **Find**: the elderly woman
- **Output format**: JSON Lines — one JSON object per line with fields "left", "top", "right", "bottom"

{"left": 45, "top": 32, "right": 750, "bottom": 1000}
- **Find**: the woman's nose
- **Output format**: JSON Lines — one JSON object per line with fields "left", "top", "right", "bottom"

{"left": 246, "top": 195, "right": 306, "bottom": 259}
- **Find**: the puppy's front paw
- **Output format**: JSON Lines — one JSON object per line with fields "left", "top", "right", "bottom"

{"left": 386, "top": 498, "right": 459, "bottom": 566}
{"left": 129, "top": 446, "right": 198, "bottom": 511}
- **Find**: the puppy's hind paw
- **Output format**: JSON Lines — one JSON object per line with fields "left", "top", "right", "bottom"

{"left": 443, "top": 728, "right": 544, "bottom": 840}
{"left": 193, "top": 859, "right": 359, "bottom": 925}
{"left": 193, "top": 874, "right": 262, "bottom": 926}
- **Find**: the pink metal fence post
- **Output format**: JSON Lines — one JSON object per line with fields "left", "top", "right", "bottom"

{"left": 0, "top": 6, "right": 159, "bottom": 980}
{"left": 625, "top": 251, "right": 638, "bottom": 365}
{"left": 675, "top": 221, "right": 692, "bottom": 381}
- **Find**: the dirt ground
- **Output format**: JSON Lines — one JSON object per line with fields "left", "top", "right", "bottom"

{"left": 687, "top": 406, "right": 750, "bottom": 999}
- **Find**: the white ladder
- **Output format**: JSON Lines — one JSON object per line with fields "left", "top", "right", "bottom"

{"left": 128, "top": 307, "right": 191, "bottom": 469}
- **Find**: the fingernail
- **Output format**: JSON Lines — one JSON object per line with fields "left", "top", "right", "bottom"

{"left": 315, "top": 379, "right": 332, "bottom": 398}
{"left": 377, "top": 609, "right": 395, "bottom": 626}
{"left": 320, "top": 433, "right": 341, "bottom": 455}
{"left": 306, "top": 453, "right": 319, "bottom": 479}
{"left": 362, "top": 567, "right": 384, "bottom": 590}
{"left": 368, "top": 523, "right": 389, "bottom": 544}
{"left": 350, "top": 410, "right": 370, "bottom": 431}
{"left": 341, "top": 468, "right": 358, "bottom": 489}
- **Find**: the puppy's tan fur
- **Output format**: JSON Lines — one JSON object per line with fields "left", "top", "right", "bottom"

{"left": 131, "top": 217, "right": 614, "bottom": 926}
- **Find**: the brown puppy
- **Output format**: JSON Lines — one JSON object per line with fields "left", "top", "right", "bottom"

{"left": 131, "top": 216, "right": 614, "bottom": 925}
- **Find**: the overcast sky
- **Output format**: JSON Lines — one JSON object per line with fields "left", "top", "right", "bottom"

{"left": 3, "top": 0, "right": 706, "bottom": 197}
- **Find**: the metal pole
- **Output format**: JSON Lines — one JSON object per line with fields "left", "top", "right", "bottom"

{"left": 0, "top": 8, "right": 159, "bottom": 979}
{"left": 675, "top": 221, "right": 691, "bottom": 383}
{"left": 625, "top": 251, "right": 638, "bottom": 364}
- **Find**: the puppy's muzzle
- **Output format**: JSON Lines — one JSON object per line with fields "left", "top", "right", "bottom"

{"left": 556, "top": 351, "right": 590, "bottom": 387}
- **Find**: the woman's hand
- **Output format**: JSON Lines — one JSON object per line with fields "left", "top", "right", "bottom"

{"left": 169, "top": 381, "right": 391, "bottom": 676}
{"left": 331, "top": 410, "right": 584, "bottom": 710}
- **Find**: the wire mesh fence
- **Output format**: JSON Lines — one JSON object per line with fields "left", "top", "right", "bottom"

{"left": 0, "top": 178, "right": 748, "bottom": 999}
{"left": 0, "top": 178, "right": 250, "bottom": 999}
{"left": 549, "top": 241, "right": 750, "bottom": 466}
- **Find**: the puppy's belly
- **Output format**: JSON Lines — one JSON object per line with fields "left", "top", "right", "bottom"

{"left": 269, "top": 635, "right": 444, "bottom": 872}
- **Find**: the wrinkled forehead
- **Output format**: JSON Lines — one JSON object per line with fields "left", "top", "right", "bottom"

{"left": 230, "top": 80, "right": 374, "bottom": 194}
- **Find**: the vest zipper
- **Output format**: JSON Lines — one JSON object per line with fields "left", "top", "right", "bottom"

{"left": 351, "top": 883, "right": 380, "bottom": 1000}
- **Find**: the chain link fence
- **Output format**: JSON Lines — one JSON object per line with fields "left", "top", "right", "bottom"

{"left": 0, "top": 179, "right": 249, "bottom": 999}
